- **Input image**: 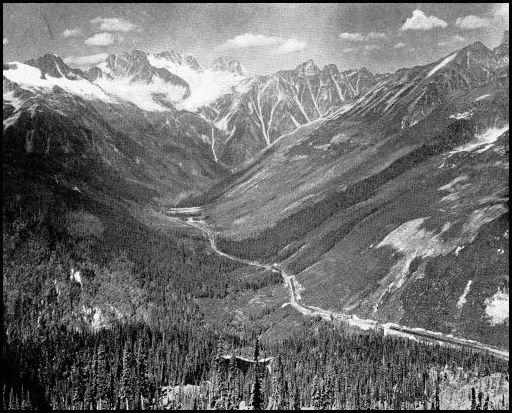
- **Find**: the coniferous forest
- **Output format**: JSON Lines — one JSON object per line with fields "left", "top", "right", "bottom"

{"left": 3, "top": 3, "right": 510, "bottom": 409}
{"left": 2, "top": 169, "right": 509, "bottom": 410}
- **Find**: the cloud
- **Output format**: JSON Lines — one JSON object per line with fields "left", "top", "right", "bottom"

{"left": 394, "top": 42, "right": 407, "bottom": 49}
{"left": 3, "top": 38, "right": 8, "bottom": 46}
{"left": 455, "top": 15, "right": 490, "bottom": 29}
{"left": 338, "top": 32, "right": 386, "bottom": 41}
{"left": 275, "top": 38, "right": 307, "bottom": 54}
{"left": 90, "top": 17, "right": 140, "bottom": 32}
{"left": 64, "top": 53, "right": 109, "bottom": 67}
{"left": 61, "top": 28, "right": 83, "bottom": 38}
{"left": 438, "top": 35, "right": 466, "bottom": 46}
{"left": 366, "top": 32, "right": 387, "bottom": 40}
{"left": 85, "top": 32, "right": 115, "bottom": 46}
{"left": 491, "top": 3, "right": 509, "bottom": 25}
{"left": 364, "top": 44, "right": 380, "bottom": 51}
{"left": 339, "top": 32, "right": 365, "bottom": 41}
{"left": 341, "top": 47, "right": 356, "bottom": 53}
{"left": 219, "top": 33, "right": 283, "bottom": 50}
{"left": 218, "top": 33, "right": 306, "bottom": 54}
{"left": 400, "top": 10, "right": 448, "bottom": 31}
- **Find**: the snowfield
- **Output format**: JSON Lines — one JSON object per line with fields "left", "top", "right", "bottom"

{"left": 3, "top": 62, "right": 114, "bottom": 102}
{"left": 484, "top": 288, "right": 509, "bottom": 326}
{"left": 147, "top": 54, "right": 247, "bottom": 111}
{"left": 426, "top": 53, "right": 457, "bottom": 78}
{"left": 456, "top": 280, "right": 472, "bottom": 310}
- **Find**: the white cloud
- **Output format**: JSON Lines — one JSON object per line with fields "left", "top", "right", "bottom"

{"left": 366, "top": 32, "right": 387, "bottom": 40}
{"left": 400, "top": 10, "right": 448, "bottom": 31}
{"left": 491, "top": 3, "right": 509, "bottom": 26}
{"left": 62, "top": 28, "right": 83, "bottom": 38}
{"left": 491, "top": 3, "right": 509, "bottom": 19}
{"left": 3, "top": 38, "right": 8, "bottom": 46}
{"left": 218, "top": 33, "right": 307, "bottom": 54}
{"left": 85, "top": 32, "right": 115, "bottom": 46}
{"left": 219, "top": 33, "right": 283, "bottom": 50}
{"left": 342, "top": 47, "right": 356, "bottom": 53}
{"left": 455, "top": 15, "right": 490, "bottom": 30}
{"left": 364, "top": 44, "right": 380, "bottom": 51}
{"left": 339, "top": 32, "right": 365, "bottom": 41}
{"left": 90, "top": 17, "right": 139, "bottom": 32}
{"left": 338, "top": 32, "right": 386, "bottom": 41}
{"left": 64, "top": 53, "right": 109, "bottom": 67}
{"left": 438, "top": 35, "right": 466, "bottom": 46}
{"left": 394, "top": 42, "right": 407, "bottom": 49}
{"left": 275, "top": 38, "right": 307, "bottom": 54}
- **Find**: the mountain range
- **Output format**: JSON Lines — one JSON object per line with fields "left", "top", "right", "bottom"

{"left": 3, "top": 31, "right": 509, "bottom": 350}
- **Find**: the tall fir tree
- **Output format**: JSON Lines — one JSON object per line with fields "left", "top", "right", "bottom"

{"left": 96, "top": 342, "right": 109, "bottom": 409}
{"left": 250, "top": 339, "right": 263, "bottom": 411}
{"left": 119, "top": 342, "right": 136, "bottom": 410}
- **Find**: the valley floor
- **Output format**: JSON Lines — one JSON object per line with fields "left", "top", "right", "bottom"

{"left": 165, "top": 208, "right": 509, "bottom": 361}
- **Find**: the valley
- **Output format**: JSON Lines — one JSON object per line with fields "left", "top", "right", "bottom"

{"left": 2, "top": 4, "right": 509, "bottom": 409}
{"left": 166, "top": 208, "right": 509, "bottom": 361}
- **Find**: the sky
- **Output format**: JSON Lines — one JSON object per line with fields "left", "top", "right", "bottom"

{"left": 2, "top": 3, "right": 509, "bottom": 75}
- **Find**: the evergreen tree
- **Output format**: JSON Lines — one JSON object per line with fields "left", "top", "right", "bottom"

{"left": 119, "top": 342, "right": 136, "bottom": 410}
{"left": 227, "top": 356, "right": 239, "bottom": 410}
{"left": 72, "top": 362, "right": 85, "bottom": 409}
{"left": 250, "top": 339, "right": 263, "bottom": 411}
{"left": 311, "top": 375, "right": 323, "bottom": 409}
{"left": 136, "top": 344, "right": 150, "bottom": 409}
{"left": 96, "top": 342, "right": 109, "bottom": 409}
{"left": 290, "top": 386, "right": 301, "bottom": 410}
{"left": 483, "top": 395, "right": 489, "bottom": 411}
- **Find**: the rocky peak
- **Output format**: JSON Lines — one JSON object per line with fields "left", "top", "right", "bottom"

{"left": 493, "top": 31, "right": 509, "bottom": 61}
{"left": 25, "top": 54, "right": 82, "bottom": 80}
{"left": 296, "top": 59, "right": 320, "bottom": 76}
{"left": 210, "top": 56, "right": 245, "bottom": 75}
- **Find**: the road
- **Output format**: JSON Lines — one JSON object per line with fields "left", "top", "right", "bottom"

{"left": 166, "top": 209, "right": 509, "bottom": 361}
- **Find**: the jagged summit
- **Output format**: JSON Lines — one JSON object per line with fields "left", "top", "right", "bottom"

{"left": 25, "top": 53, "right": 83, "bottom": 80}
{"left": 494, "top": 30, "right": 509, "bottom": 62}
{"left": 296, "top": 59, "right": 320, "bottom": 76}
{"left": 210, "top": 56, "right": 245, "bottom": 76}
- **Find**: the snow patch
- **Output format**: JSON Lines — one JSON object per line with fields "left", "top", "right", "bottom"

{"left": 3, "top": 62, "right": 113, "bottom": 102}
{"left": 484, "top": 288, "right": 509, "bottom": 326}
{"left": 69, "top": 268, "right": 82, "bottom": 286}
{"left": 147, "top": 54, "right": 246, "bottom": 111}
{"left": 449, "top": 111, "right": 472, "bottom": 120}
{"left": 474, "top": 94, "right": 490, "bottom": 102}
{"left": 451, "top": 124, "right": 509, "bottom": 154}
{"left": 426, "top": 53, "right": 457, "bottom": 78}
{"left": 456, "top": 280, "right": 472, "bottom": 309}
{"left": 437, "top": 175, "right": 469, "bottom": 192}
{"left": 95, "top": 76, "right": 186, "bottom": 111}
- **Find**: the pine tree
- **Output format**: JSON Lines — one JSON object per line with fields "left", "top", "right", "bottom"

{"left": 290, "top": 386, "right": 301, "bottom": 410}
{"left": 72, "top": 362, "right": 85, "bottom": 409}
{"left": 227, "top": 356, "right": 239, "bottom": 410}
{"left": 311, "top": 375, "right": 323, "bottom": 409}
{"left": 96, "top": 343, "right": 109, "bottom": 409}
{"left": 483, "top": 395, "right": 489, "bottom": 410}
{"left": 477, "top": 391, "right": 483, "bottom": 410}
{"left": 136, "top": 344, "right": 150, "bottom": 409}
{"left": 250, "top": 339, "right": 263, "bottom": 411}
{"left": 120, "top": 342, "right": 136, "bottom": 410}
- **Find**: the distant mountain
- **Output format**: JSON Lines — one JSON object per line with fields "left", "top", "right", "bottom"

{"left": 199, "top": 60, "right": 377, "bottom": 166}
{"left": 210, "top": 56, "right": 246, "bottom": 76}
{"left": 494, "top": 30, "right": 509, "bottom": 64}
{"left": 193, "top": 34, "right": 509, "bottom": 349}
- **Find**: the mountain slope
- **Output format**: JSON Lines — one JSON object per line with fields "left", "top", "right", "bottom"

{"left": 196, "top": 38, "right": 509, "bottom": 348}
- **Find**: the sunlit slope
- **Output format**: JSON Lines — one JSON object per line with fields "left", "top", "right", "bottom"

{"left": 201, "top": 42, "right": 509, "bottom": 348}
